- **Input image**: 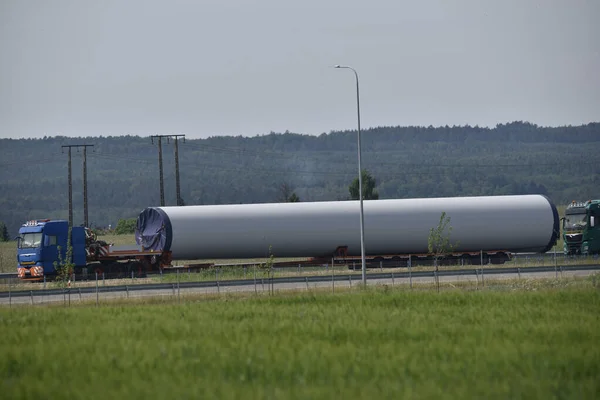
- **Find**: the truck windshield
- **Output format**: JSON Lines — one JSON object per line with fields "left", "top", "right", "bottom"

{"left": 19, "top": 233, "right": 43, "bottom": 249}
{"left": 563, "top": 213, "right": 587, "bottom": 231}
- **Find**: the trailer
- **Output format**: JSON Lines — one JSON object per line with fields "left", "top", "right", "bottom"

{"left": 328, "top": 246, "right": 511, "bottom": 268}
{"left": 16, "top": 194, "right": 560, "bottom": 280}
{"left": 16, "top": 220, "right": 170, "bottom": 280}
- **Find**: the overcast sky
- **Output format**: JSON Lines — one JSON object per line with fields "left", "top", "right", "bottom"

{"left": 1, "top": 0, "right": 598, "bottom": 139}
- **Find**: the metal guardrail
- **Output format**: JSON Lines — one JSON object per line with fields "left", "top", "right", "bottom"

{"left": 0, "top": 264, "right": 598, "bottom": 300}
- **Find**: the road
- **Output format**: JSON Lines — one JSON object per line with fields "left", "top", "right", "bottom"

{"left": 1, "top": 267, "right": 596, "bottom": 306}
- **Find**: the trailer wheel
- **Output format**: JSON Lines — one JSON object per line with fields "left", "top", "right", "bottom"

{"left": 148, "top": 255, "right": 161, "bottom": 272}
{"left": 490, "top": 253, "right": 508, "bottom": 265}
{"left": 461, "top": 255, "right": 472, "bottom": 266}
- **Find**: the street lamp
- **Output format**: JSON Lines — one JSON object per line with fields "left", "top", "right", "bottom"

{"left": 334, "top": 64, "right": 367, "bottom": 285}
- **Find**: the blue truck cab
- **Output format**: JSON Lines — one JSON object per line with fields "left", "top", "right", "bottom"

{"left": 17, "top": 219, "right": 87, "bottom": 279}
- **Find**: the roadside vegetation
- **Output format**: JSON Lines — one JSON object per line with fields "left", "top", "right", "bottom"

{"left": 0, "top": 283, "right": 598, "bottom": 399}
{"left": 1, "top": 230, "right": 598, "bottom": 291}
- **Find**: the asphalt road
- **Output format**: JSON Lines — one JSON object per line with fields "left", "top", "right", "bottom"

{"left": 1, "top": 268, "right": 596, "bottom": 306}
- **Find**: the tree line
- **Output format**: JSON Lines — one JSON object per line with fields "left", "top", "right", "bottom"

{"left": 0, "top": 121, "right": 599, "bottom": 236}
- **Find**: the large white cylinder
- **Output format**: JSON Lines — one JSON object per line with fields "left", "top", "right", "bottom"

{"left": 135, "top": 194, "right": 559, "bottom": 260}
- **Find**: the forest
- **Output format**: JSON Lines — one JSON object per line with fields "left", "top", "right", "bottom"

{"left": 1, "top": 121, "right": 599, "bottom": 237}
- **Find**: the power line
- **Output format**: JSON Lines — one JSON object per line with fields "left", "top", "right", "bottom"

{"left": 0, "top": 156, "right": 64, "bottom": 167}
{"left": 87, "top": 150, "right": 591, "bottom": 180}
{"left": 80, "top": 138, "right": 600, "bottom": 171}
{"left": 6, "top": 149, "right": 595, "bottom": 172}
{"left": 173, "top": 135, "right": 185, "bottom": 206}
{"left": 150, "top": 135, "right": 185, "bottom": 206}
{"left": 61, "top": 144, "right": 94, "bottom": 227}
{"left": 82, "top": 145, "right": 93, "bottom": 227}
{"left": 150, "top": 135, "right": 167, "bottom": 206}
{"left": 183, "top": 141, "right": 597, "bottom": 169}
{"left": 3, "top": 144, "right": 593, "bottom": 184}
{"left": 87, "top": 152, "right": 155, "bottom": 164}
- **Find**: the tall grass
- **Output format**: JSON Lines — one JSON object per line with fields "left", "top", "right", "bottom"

{"left": 0, "top": 241, "right": 16, "bottom": 273}
{"left": 0, "top": 286, "right": 598, "bottom": 399}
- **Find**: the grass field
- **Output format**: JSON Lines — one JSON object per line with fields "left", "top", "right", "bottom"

{"left": 1, "top": 281, "right": 598, "bottom": 399}
{"left": 0, "top": 241, "right": 16, "bottom": 274}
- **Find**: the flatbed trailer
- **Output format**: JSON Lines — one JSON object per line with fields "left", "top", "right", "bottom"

{"left": 84, "top": 243, "right": 173, "bottom": 277}
{"left": 180, "top": 247, "right": 512, "bottom": 272}
{"left": 331, "top": 246, "right": 511, "bottom": 268}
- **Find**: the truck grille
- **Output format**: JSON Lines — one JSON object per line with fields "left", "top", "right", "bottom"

{"left": 564, "top": 233, "right": 583, "bottom": 244}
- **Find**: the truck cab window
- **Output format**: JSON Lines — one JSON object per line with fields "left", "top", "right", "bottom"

{"left": 45, "top": 235, "right": 57, "bottom": 246}
{"left": 563, "top": 213, "right": 587, "bottom": 231}
{"left": 19, "top": 233, "right": 42, "bottom": 249}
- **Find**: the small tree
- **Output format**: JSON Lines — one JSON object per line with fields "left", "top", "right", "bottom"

{"left": 54, "top": 228, "right": 75, "bottom": 288}
{"left": 259, "top": 245, "right": 275, "bottom": 294}
{"left": 0, "top": 221, "right": 8, "bottom": 242}
{"left": 115, "top": 218, "right": 137, "bottom": 234}
{"left": 278, "top": 183, "right": 300, "bottom": 203}
{"left": 428, "top": 212, "right": 457, "bottom": 292}
{"left": 287, "top": 192, "right": 300, "bottom": 203}
{"left": 349, "top": 169, "right": 379, "bottom": 200}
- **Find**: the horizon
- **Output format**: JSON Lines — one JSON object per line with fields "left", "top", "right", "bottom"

{"left": 2, "top": 119, "right": 599, "bottom": 141}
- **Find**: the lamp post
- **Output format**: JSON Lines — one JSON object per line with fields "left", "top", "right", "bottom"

{"left": 334, "top": 65, "right": 366, "bottom": 285}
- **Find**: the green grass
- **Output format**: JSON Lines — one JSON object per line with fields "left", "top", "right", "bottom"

{"left": 1, "top": 284, "right": 599, "bottom": 399}
{"left": 0, "top": 241, "right": 16, "bottom": 273}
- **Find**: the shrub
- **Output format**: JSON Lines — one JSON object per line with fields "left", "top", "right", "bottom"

{"left": 115, "top": 218, "right": 137, "bottom": 235}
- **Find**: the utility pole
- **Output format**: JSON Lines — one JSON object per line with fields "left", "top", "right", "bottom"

{"left": 62, "top": 144, "right": 94, "bottom": 227}
{"left": 63, "top": 146, "right": 73, "bottom": 227}
{"left": 151, "top": 134, "right": 185, "bottom": 207}
{"left": 151, "top": 135, "right": 167, "bottom": 206}
{"left": 173, "top": 134, "right": 185, "bottom": 206}
{"left": 81, "top": 145, "right": 94, "bottom": 227}
{"left": 158, "top": 137, "right": 164, "bottom": 206}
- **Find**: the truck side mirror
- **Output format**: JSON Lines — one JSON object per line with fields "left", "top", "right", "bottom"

{"left": 591, "top": 216, "right": 596, "bottom": 228}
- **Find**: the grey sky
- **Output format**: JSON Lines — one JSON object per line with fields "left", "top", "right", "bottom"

{"left": 1, "top": 0, "right": 598, "bottom": 139}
